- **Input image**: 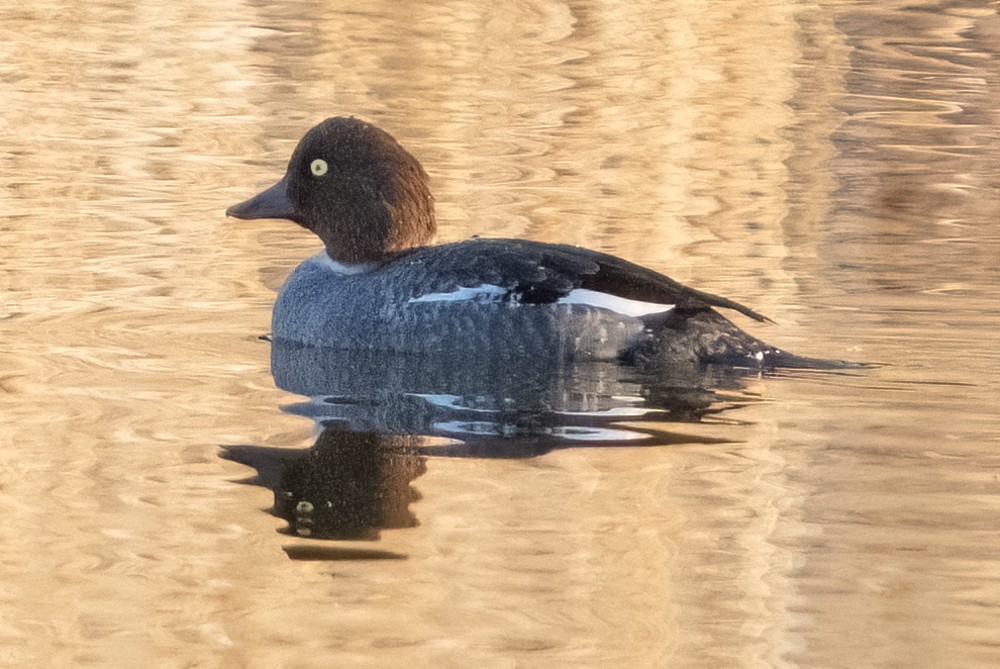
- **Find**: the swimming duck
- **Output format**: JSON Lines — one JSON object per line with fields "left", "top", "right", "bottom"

{"left": 227, "top": 117, "right": 840, "bottom": 368}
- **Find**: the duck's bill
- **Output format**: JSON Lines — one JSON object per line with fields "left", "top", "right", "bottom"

{"left": 225, "top": 176, "right": 296, "bottom": 220}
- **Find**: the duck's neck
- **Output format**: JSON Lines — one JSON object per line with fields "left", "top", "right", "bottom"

{"left": 317, "top": 253, "right": 380, "bottom": 275}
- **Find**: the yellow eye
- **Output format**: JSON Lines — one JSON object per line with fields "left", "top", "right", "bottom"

{"left": 310, "top": 159, "right": 328, "bottom": 177}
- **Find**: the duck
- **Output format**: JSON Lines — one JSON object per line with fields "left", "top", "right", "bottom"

{"left": 226, "top": 116, "right": 847, "bottom": 368}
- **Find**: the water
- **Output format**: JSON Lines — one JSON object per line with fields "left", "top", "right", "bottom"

{"left": 2, "top": 1, "right": 999, "bottom": 667}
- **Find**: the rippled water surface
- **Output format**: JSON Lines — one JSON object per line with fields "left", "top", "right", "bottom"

{"left": 2, "top": 2, "right": 999, "bottom": 667}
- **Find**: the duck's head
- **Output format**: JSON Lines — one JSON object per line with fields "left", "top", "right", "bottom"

{"left": 226, "top": 117, "right": 435, "bottom": 264}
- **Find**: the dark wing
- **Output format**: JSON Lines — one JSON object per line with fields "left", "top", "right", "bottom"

{"left": 561, "top": 243, "right": 773, "bottom": 322}
{"left": 400, "top": 239, "right": 771, "bottom": 323}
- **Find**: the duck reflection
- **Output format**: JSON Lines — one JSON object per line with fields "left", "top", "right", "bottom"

{"left": 224, "top": 342, "right": 761, "bottom": 548}
{"left": 224, "top": 429, "right": 423, "bottom": 542}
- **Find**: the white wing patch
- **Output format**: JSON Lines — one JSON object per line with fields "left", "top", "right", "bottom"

{"left": 407, "top": 284, "right": 674, "bottom": 317}
{"left": 557, "top": 289, "right": 674, "bottom": 317}
{"left": 409, "top": 284, "right": 508, "bottom": 304}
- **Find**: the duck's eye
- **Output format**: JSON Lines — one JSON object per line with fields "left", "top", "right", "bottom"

{"left": 310, "top": 158, "right": 329, "bottom": 177}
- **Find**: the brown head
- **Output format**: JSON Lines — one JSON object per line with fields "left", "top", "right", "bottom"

{"left": 226, "top": 117, "right": 436, "bottom": 264}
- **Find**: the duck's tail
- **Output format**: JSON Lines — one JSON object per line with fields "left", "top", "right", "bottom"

{"left": 630, "top": 309, "right": 865, "bottom": 370}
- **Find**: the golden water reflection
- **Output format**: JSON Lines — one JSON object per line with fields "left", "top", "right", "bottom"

{"left": 1, "top": 1, "right": 999, "bottom": 667}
